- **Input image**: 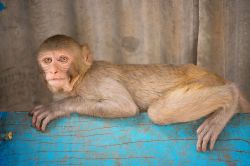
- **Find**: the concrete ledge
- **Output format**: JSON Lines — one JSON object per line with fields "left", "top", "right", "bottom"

{"left": 0, "top": 112, "right": 250, "bottom": 165}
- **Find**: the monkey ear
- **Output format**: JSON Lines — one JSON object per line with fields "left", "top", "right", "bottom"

{"left": 81, "top": 44, "right": 93, "bottom": 66}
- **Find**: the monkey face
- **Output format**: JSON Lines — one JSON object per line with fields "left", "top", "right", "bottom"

{"left": 38, "top": 49, "right": 73, "bottom": 91}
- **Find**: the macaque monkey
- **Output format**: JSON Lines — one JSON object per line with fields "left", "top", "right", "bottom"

{"left": 30, "top": 34, "right": 250, "bottom": 152}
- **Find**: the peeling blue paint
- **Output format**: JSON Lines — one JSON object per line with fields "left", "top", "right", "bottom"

{"left": 0, "top": 112, "right": 250, "bottom": 165}
{"left": 0, "top": 112, "right": 7, "bottom": 119}
{"left": 0, "top": 2, "right": 6, "bottom": 11}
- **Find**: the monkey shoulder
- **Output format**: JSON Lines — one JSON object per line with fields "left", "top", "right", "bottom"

{"left": 75, "top": 61, "right": 125, "bottom": 96}
{"left": 86, "top": 61, "right": 121, "bottom": 81}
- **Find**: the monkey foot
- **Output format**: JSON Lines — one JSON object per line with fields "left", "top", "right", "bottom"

{"left": 196, "top": 110, "right": 233, "bottom": 152}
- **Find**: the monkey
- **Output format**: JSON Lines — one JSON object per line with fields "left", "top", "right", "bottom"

{"left": 29, "top": 34, "right": 250, "bottom": 152}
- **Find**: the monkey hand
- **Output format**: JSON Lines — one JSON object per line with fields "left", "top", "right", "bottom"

{"left": 29, "top": 104, "right": 69, "bottom": 132}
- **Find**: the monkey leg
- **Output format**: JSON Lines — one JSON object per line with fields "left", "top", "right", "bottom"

{"left": 196, "top": 84, "right": 239, "bottom": 151}
{"left": 148, "top": 83, "right": 236, "bottom": 124}
{"left": 147, "top": 83, "right": 238, "bottom": 151}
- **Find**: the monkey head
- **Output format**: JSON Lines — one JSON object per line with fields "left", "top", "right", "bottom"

{"left": 37, "top": 35, "right": 92, "bottom": 93}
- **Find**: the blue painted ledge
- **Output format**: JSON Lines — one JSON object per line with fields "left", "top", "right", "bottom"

{"left": 0, "top": 112, "right": 250, "bottom": 166}
{"left": 0, "top": 2, "right": 6, "bottom": 11}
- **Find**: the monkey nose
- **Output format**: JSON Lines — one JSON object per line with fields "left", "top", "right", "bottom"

{"left": 49, "top": 69, "right": 58, "bottom": 74}
{"left": 49, "top": 66, "right": 59, "bottom": 74}
{"left": 50, "top": 70, "right": 58, "bottom": 74}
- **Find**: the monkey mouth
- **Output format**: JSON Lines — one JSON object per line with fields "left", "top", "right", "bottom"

{"left": 51, "top": 78, "right": 64, "bottom": 80}
{"left": 47, "top": 78, "right": 66, "bottom": 83}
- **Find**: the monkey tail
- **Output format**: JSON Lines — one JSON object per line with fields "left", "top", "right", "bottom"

{"left": 239, "top": 91, "right": 250, "bottom": 113}
{"left": 230, "top": 83, "right": 250, "bottom": 113}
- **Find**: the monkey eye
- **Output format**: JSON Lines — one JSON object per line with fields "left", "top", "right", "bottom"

{"left": 42, "top": 57, "right": 52, "bottom": 64}
{"left": 58, "top": 56, "right": 69, "bottom": 63}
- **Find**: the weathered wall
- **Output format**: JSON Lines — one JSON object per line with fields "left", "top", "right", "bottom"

{"left": 198, "top": 0, "right": 250, "bottom": 98}
{"left": 0, "top": 0, "right": 250, "bottom": 111}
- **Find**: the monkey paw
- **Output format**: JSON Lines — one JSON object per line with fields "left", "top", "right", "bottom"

{"left": 29, "top": 105, "right": 67, "bottom": 132}
{"left": 196, "top": 111, "right": 229, "bottom": 152}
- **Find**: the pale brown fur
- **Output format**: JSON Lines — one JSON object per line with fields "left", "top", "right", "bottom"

{"left": 30, "top": 35, "right": 250, "bottom": 153}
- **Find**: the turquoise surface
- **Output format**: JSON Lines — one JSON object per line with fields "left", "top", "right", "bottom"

{"left": 0, "top": 2, "right": 5, "bottom": 11}
{"left": 0, "top": 112, "right": 249, "bottom": 166}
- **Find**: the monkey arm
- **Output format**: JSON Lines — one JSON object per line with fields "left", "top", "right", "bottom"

{"left": 59, "top": 77, "right": 139, "bottom": 118}
{"left": 55, "top": 95, "right": 139, "bottom": 118}
{"left": 30, "top": 78, "right": 139, "bottom": 131}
